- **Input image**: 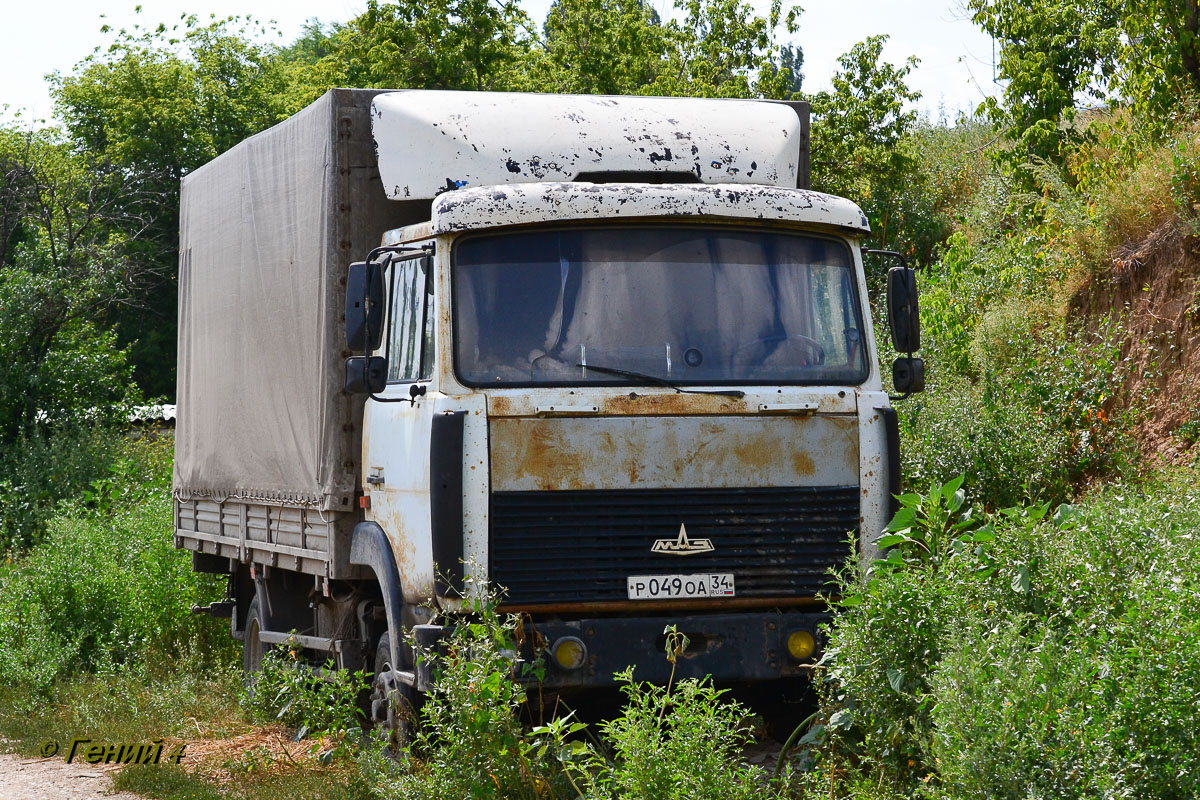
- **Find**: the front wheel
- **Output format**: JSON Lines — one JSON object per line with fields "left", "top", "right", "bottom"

{"left": 371, "top": 631, "right": 421, "bottom": 750}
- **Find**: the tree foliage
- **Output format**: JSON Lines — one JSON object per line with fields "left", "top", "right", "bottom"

{"left": 970, "top": 0, "right": 1200, "bottom": 182}
{"left": 531, "top": 0, "right": 671, "bottom": 94}
{"left": 810, "top": 36, "right": 923, "bottom": 257}
{"left": 0, "top": 127, "right": 143, "bottom": 440}
{"left": 312, "top": 0, "right": 532, "bottom": 92}
{"left": 637, "top": 0, "right": 801, "bottom": 99}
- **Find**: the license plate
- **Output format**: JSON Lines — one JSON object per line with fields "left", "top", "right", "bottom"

{"left": 627, "top": 573, "right": 735, "bottom": 600}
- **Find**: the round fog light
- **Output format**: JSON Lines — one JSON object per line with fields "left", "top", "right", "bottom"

{"left": 786, "top": 629, "right": 816, "bottom": 662}
{"left": 551, "top": 636, "right": 588, "bottom": 670}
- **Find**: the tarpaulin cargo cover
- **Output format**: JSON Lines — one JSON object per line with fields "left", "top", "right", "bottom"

{"left": 174, "top": 89, "right": 399, "bottom": 510}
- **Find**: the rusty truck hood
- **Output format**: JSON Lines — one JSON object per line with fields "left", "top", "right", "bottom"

{"left": 488, "top": 413, "right": 857, "bottom": 492}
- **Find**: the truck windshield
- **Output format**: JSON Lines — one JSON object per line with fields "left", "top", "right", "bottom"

{"left": 452, "top": 226, "right": 870, "bottom": 387}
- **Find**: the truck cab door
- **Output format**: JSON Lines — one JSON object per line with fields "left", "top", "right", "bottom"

{"left": 361, "top": 255, "right": 438, "bottom": 602}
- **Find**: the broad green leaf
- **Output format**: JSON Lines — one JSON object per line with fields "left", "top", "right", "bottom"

{"left": 942, "top": 474, "right": 966, "bottom": 501}
{"left": 886, "top": 507, "right": 917, "bottom": 531}
{"left": 1053, "top": 503, "right": 1079, "bottom": 526}
{"left": 1011, "top": 565, "right": 1031, "bottom": 594}
{"left": 797, "top": 723, "right": 826, "bottom": 747}
{"left": 971, "top": 524, "right": 996, "bottom": 543}
{"left": 828, "top": 709, "right": 853, "bottom": 730}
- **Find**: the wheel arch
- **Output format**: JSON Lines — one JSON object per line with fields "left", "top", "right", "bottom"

{"left": 350, "top": 521, "right": 406, "bottom": 672}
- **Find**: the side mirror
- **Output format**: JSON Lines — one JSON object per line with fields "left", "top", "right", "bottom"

{"left": 346, "top": 261, "right": 385, "bottom": 351}
{"left": 892, "top": 357, "right": 926, "bottom": 394}
{"left": 886, "top": 265, "right": 920, "bottom": 353}
{"left": 345, "top": 356, "right": 387, "bottom": 394}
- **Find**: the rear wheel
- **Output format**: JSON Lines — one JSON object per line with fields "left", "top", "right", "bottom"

{"left": 243, "top": 596, "right": 269, "bottom": 676}
{"left": 371, "top": 631, "right": 421, "bottom": 750}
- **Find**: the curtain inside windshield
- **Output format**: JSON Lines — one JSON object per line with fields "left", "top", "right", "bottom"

{"left": 453, "top": 227, "right": 869, "bottom": 387}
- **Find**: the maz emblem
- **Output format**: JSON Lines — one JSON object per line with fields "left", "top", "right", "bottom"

{"left": 651, "top": 523, "right": 714, "bottom": 555}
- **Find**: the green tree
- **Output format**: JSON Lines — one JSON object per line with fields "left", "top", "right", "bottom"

{"left": 316, "top": 0, "right": 533, "bottom": 91}
{"left": 969, "top": 0, "right": 1200, "bottom": 182}
{"left": 525, "top": 0, "right": 670, "bottom": 94}
{"left": 0, "top": 127, "right": 141, "bottom": 440}
{"left": 50, "top": 14, "right": 296, "bottom": 398}
{"left": 809, "top": 36, "right": 922, "bottom": 256}
{"left": 643, "top": 0, "right": 801, "bottom": 99}
{"left": 968, "top": 0, "right": 1120, "bottom": 182}
{"left": 778, "top": 43, "right": 804, "bottom": 95}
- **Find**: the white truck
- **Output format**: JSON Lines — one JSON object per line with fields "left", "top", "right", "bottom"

{"left": 174, "top": 88, "right": 923, "bottom": 732}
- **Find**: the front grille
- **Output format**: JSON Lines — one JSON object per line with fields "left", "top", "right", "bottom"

{"left": 489, "top": 486, "right": 858, "bottom": 605}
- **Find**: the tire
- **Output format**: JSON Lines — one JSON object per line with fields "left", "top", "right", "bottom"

{"left": 243, "top": 596, "right": 269, "bottom": 676}
{"left": 371, "top": 631, "right": 421, "bottom": 750}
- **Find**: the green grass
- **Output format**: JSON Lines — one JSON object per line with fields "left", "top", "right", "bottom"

{"left": 0, "top": 655, "right": 244, "bottom": 757}
{"left": 113, "top": 762, "right": 375, "bottom": 800}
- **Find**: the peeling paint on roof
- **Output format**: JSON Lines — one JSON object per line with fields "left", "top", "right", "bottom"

{"left": 371, "top": 91, "right": 802, "bottom": 200}
{"left": 429, "top": 182, "right": 871, "bottom": 235}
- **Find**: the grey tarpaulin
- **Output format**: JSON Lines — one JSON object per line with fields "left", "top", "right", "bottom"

{"left": 174, "top": 89, "right": 402, "bottom": 511}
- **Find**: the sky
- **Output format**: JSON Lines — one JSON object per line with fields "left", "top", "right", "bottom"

{"left": 0, "top": 0, "right": 1000, "bottom": 125}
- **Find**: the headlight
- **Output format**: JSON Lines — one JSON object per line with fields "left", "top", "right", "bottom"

{"left": 786, "top": 629, "right": 816, "bottom": 662}
{"left": 550, "top": 636, "right": 588, "bottom": 670}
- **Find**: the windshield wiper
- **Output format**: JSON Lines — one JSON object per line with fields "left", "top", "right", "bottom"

{"left": 575, "top": 364, "right": 745, "bottom": 398}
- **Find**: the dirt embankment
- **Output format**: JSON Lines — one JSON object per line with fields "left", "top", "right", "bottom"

{"left": 1076, "top": 220, "right": 1200, "bottom": 462}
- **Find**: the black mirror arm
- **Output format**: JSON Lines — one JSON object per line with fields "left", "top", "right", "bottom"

{"left": 863, "top": 249, "right": 908, "bottom": 269}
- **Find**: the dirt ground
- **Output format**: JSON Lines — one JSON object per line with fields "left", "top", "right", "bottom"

{"left": 0, "top": 751, "right": 142, "bottom": 800}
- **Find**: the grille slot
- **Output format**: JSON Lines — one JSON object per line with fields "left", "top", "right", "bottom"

{"left": 489, "top": 486, "right": 858, "bottom": 605}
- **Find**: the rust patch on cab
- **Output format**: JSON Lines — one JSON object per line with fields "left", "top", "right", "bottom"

{"left": 601, "top": 392, "right": 748, "bottom": 416}
{"left": 792, "top": 452, "right": 816, "bottom": 476}
{"left": 488, "top": 395, "right": 513, "bottom": 416}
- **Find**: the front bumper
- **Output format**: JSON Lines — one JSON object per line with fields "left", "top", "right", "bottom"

{"left": 527, "top": 609, "right": 827, "bottom": 689}
{"left": 412, "top": 609, "right": 828, "bottom": 692}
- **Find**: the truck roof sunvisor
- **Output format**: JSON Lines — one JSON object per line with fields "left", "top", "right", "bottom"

{"left": 371, "top": 91, "right": 803, "bottom": 201}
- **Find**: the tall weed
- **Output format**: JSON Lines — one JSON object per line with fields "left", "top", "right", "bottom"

{"left": 816, "top": 471, "right": 1200, "bottom": 799}
{"left": 242, "top": 646, "right": 369, "bottom": 757}
{"left": 0, "top": 435, "right": 231, "bottom": 691}
{"left": 580, "top": 673, "right": 766, "bottom": 800}
{"left": 0, "top": 425, "right": 120, "bottom": 551}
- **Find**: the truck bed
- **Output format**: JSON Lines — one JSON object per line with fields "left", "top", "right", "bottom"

{"left": 174, "top": 498, "right": 359, "bottom": 577}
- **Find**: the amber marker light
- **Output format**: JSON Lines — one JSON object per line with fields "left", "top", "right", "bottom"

{"left": 550, "top": 636, "right": 588, "bottom": 670}
{"left": 786, "top": 629, "right": 816, "bottom": 661}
